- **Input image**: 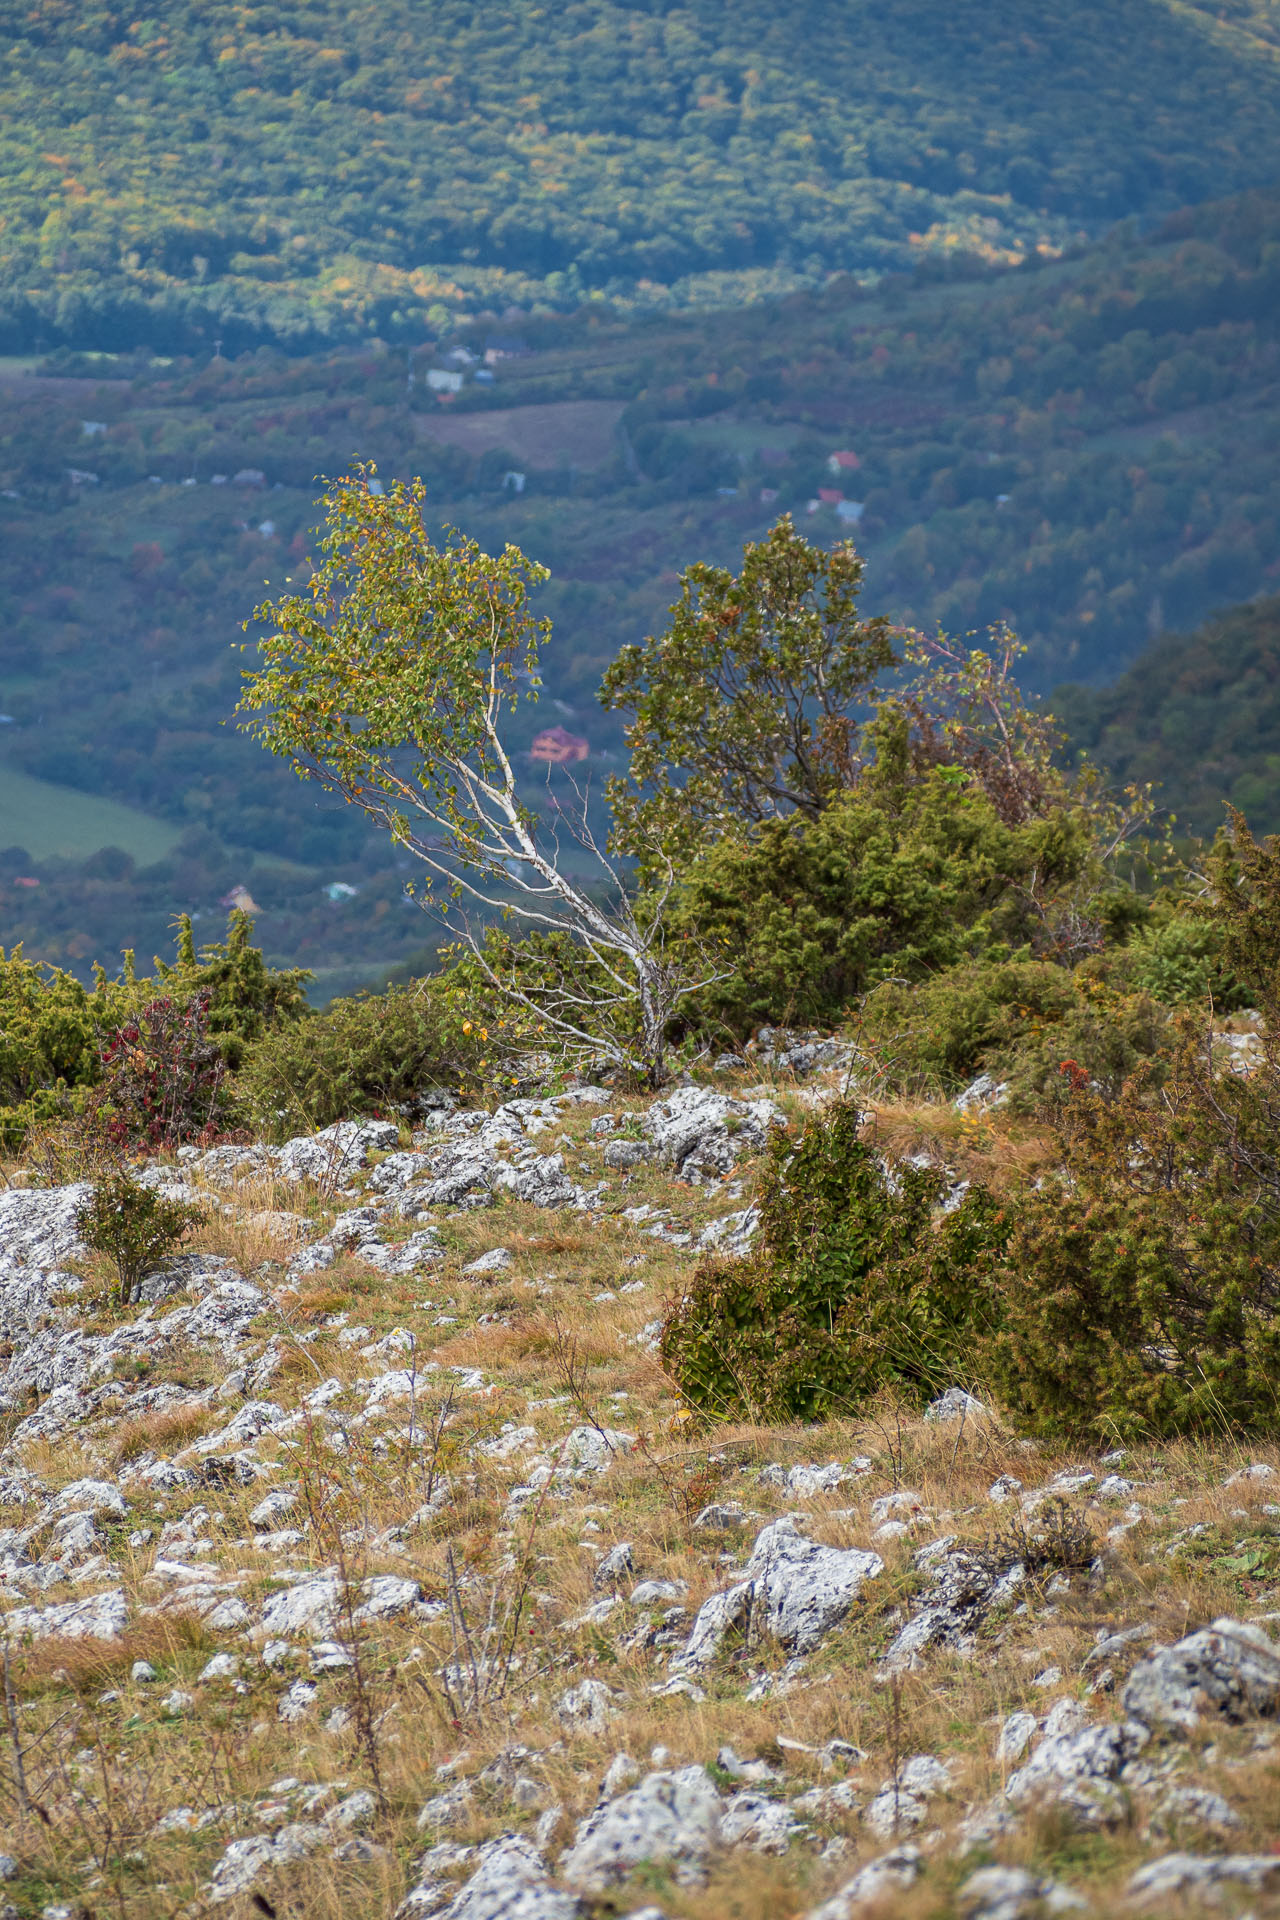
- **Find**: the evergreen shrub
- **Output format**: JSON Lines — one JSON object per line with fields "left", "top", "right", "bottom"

{"left": 989, "top": 1037, "right": 1280, "bottom": 1440}
{"left": 236, "top": 978, "right": 490, "bottom": 1134}
{"left": 0, "top": 945, "right": 99, "bottom": 1149}
{"left": 0, "top": 911, "right": 308, "bottom": 1152}
{"left": 77, "top": 1169, "right": 205, "bottom": 1308}
{"left": 666, "top": 754, "right": 1094, "bottom": 1037}
{"left": 660, "top": 1100, "right": 1009, "bottom": 1422}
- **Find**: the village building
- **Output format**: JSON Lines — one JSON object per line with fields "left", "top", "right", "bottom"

{"left": 530, "top": 725, "right": 589, "bottom": 766}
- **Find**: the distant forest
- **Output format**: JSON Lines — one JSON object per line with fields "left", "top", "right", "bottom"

{"left": 6, "top": 0, "right": 1280, "bottom": 349}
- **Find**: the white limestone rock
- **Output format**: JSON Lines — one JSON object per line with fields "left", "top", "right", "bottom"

{"left": 674, "top": 1518, "right": 882, "bottom": 1671}
{"left": 804, "top": 1844, "right": 922, "bottom": 1918}
{"left": 560, "top": 1765, "right": 724, "bottom": 1892}
{"left": 407, "top": 1831, "right": 585, "bottom": 1919}
{"left": 956, "top": 1865, "right": 1086, "bottom": 1919}
{"left": 641, "top": 1085, "right": 786, "bottom": 1184}
{"left": 1122, "top": 1617, "right": 1280, "bottom": 1732}
{"left": 556, "top": 1679, "right": 619, "bottom": 1733}
{"left": 2, "top": 1587, "right": 128, "bottom": 1642}
{"left": 1128, "top": 1852, "right": 1280, "bottom": 1903}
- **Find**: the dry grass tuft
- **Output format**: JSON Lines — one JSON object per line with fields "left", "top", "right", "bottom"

{"left": 110, "top": 1401, "right": 219, "bottom": 1464}
{"left": 12, "top": 1613, "right": 216, "bottom": 1693}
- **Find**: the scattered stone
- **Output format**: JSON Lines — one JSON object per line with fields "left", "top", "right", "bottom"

{"left": 604, "top": 1138, "right": 653, "bottom": 1171}
{"left": 953, "top": 1073, "right": 1009, "bottom": 1116}
{"left": 1150, "top": 1785, "right": 1241, "bottom": 1835}
{"left": 924, "top": 1387, "right": 988, "bottom": 1423}
{"left": 805, "top": 1844, "right": 922, "bottom": 1918}
{"left": 330, "top": 1789, "right": 378, "bottom": 1830}
{"left": 593, "top": 1543, "right": 635, "bottom": 1589}
{"left": 718, "top": 1789, "right": 802, "bottom": 1852}
{"left": 630, "top": 1580, "right": 685, "bottom": 1607}
{"left": 995, "top": 1711, "right": 1038, "bottom": 1764}
{"left": 715, "top": 1744, "right": 780, "bottom": 1786}
{"left": 1082, "top": 1624, "right": 1153, "bottom": 1671}
{"left": 556, "top": 1679, "right": 618, "bottom": 1732}
{"left": 694, "top": 1207, "right": 760, "bottom": 1256}
{"left": 53, "top": 1477, "right": 126, "bottom": 1516}
{"left": 1004, "top": 1714, "right": 1148, "bottom": 1827}
{"left": 1, "top": 1588, "right": 128, "bottom": 1643}
{"left": 758, "top": 1460, "right": 871, "bottom": 1497}
{"left": 881, "top": 1545, "right": 1022, "bottom": 1672}
{"left": 692, "top": 1501, "right": 749, "bottom": 1533}
{"left": 199, "top": 1653, "right": 240, "bottom": 1682}
{"left": 862, "top": 1787, "right": 926, "bottom": 1838}
{"left": 753, "top": 1028, "right": 853, "bottom": 1077}
{"left": 207, "top": 1824, "right": 326, "bottom": 1903}
{"left": 1224, "top": 1462, "right": 1276, "bottom": 1486}
{"left": 640, "top": 1085, "right": 786, "bottom": 1184}
{"left": 553, "top": 1427, "right": 635, "bottom": 1473}
{"left": 248, "top": 1488, "right": 298, "bottom": 1530}
{"left": 407, "top": 1832, "right": 585, "bottom": 1918}
{"left": 601, "top": 1754, "right": 641, "bottom": 1798}
{"left": 463, "top": 1247, "right": 513, "bottom": 1275}
{"left": 278, "top": 1678, "right": 318, "bottom": 1721}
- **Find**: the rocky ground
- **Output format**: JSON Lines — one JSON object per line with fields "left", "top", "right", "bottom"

{"left": 0, "top": 1056, "right": 1278, "bottom": 1920}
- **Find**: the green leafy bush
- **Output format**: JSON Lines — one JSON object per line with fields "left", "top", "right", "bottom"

{"left": 77, "top": 1170, "right": 205, "bottom": 1308}
{"left": 0, "top": 912, "right": 307, "bottom": 1152}
{"left": 862, "top": 951, "right": 1186, "bottom": 1108}
{"left": 661, "top": 1101, "right": 1009, "bottom": 1422}
{"left": 134, "top": 911, "right": 312, "bottom": 1070}
{"left": 95, "top": 991, "right": 230, "bottom": 1150}
{"left": 235, "top": 978, "right": 491, "bottom": 1135}
{"left": 984, "top": 812, "right": 1280, "bottom": 1440}
{"left": 1120, "top": 912, "right": 1243, "bottom": 1008}
{"left": 861, "top": 958, "right": 1081, "bottom": 1093}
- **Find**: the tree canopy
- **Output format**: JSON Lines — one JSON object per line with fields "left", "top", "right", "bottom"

{"left": 6, "top": 0, "right": 1280, "bottom": 349}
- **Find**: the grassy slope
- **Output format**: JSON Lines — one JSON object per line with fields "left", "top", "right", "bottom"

{"left": 0, "top": 762, "right": 179, "bottom": 863}
{"left": 6, "top": 0, "right": 1280, "bottom": 346}
{"left": 1, "top": 1065, "right": 1277, "bottom": 1917}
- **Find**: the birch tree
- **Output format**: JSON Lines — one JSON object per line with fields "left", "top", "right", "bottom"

{"left": 237, "top": 470, "right": 715, "bottom": 1086}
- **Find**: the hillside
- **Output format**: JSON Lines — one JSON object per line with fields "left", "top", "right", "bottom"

{"left": 8, "top": 190, "right": 1280, "bottom": 982}
{"left": 8, "top": 0, "right": 1280, "bottom": 349}
{"left": 1056, "top": 596, "right": 1280, "bottom": 839}
{"left": 1, "top": 1062, "right": 1278, "bottom": 1919}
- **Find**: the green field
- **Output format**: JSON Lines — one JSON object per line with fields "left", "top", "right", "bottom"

{"left": 0, "top": 762, "right": 180, "bottom": 864}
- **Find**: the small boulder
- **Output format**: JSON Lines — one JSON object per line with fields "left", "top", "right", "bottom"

{"left": 1123, "top": 1617, "right": 1280, "bottom": 1732}
{"left": 560, "top": 1765, "right": 723, "bottom": 1892}
{"left": 957, "top": 1866, "right": 1086, "bottom": 1919}
{"left": 805, "top": 1845, "right": 922, "bottom": 1919}
{"left": 1128, "top": 1853, "right": 1280, "bottom": 1904}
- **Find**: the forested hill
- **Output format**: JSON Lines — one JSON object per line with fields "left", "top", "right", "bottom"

{"left": 9, "top": 0, "right": 1280, "bottom": 351}
{"left": 1055, "top": 596, "right": 1280, "bottom": 839}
